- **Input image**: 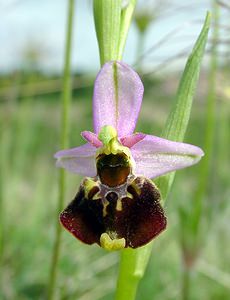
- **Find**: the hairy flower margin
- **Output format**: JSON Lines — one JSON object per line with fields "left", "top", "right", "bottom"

{"left": 54, "top": 61, "right": 204, "bottom": 250}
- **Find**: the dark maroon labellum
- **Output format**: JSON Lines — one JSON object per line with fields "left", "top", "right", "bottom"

{"left": 60, "top": 173, "right": 167, "bottom": 249}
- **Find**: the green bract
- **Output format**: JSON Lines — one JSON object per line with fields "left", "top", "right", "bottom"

{"left": 93, "top": 0, "right": 137, "bottom": 65}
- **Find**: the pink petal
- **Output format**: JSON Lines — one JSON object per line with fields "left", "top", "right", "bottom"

{"left": 93, "top": 61, "right": 144, "bottom": 137}
{"left": 81, "top": 131, "right": 103, "bottom": 148}
{"left": 131, "top": 135, "right": 204, "bottom": 179}
{"left": 120, "top": 133, "right": 146, "bottom": 148}
{"left": 54, "top": 143, "right": 97, "bottom": 177}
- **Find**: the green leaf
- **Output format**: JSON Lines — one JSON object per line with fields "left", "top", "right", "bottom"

{"left": 155, "top": 12, "right": 211, "bottom": 200}
{"left": 191, "top": 3, "right": 218, "bottom": 234}
{"left": 179, "top": 2, "right": 219, "bottom": 258}
{"left": 118, "top": 0, "right": 137, "bottom": 59}
{"left": 115, "top": 12, "right": 211, "bottom": 300}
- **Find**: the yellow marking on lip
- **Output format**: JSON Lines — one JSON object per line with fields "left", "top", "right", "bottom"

{"left": 116, "top": 198, "right": 123, "bottom": 211}
{"left": 91, "top": 192, "right": 101, "bottom": 201}
{"left": 83, "top": 177, "right": 99, "bottom": 198}
{"left": 100, "top": 232, "right": 125, "bottom": 251}
{"left": 102, "top": 200, "right": 110, "bottom": 217}
{"left": 126, "top": 191, "right": 134, "bottom": 199}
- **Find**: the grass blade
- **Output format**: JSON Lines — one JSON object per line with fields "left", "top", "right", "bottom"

{"left": 118, "top": 0, "right": 137, "bottom": 59}
{"left": 156, "top": 12, "right": 211, "bottom": 199}
{"left": 47, "top": 1, "right": 75, "bottom": 299}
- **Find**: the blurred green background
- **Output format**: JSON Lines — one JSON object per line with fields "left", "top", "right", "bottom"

{"left": 0, "top": 1, "right": 230, "bottom": 299}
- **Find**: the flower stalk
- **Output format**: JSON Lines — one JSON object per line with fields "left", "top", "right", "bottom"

{"left": 181, "top": 263, "right": 193, "bottom": 300}
{"left": 116, "top": 246, "right": 152, "bottom": 300}
{"left": 47, "top": 1, "right": 75, "bottom": 299}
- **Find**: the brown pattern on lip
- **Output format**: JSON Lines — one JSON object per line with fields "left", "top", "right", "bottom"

{"left": 60, "top": 176, "right": 167, "bottom": 249}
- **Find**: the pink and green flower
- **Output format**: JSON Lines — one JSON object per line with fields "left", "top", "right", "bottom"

{"left": 55, "top": 61, "right": 204, "bottom": 250}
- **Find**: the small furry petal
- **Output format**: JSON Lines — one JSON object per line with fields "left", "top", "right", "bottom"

{"left": 81, "top": 131, "right": 103, "bottom": 148}
{"left": 120, "top": 133, "right": 145, "bottom": 148}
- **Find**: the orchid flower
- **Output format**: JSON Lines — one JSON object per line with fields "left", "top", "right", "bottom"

{"left": 55, "top": 61, "right": 204, "bottom": 250}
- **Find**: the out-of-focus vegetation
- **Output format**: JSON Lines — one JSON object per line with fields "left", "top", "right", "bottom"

{"left": 0, "top": 69, "right": 229, "bottom": 300}
{"left": 0, "top": 1, "right": 230, "bottom": 300}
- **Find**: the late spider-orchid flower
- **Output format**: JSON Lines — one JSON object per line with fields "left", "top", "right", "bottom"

{"left": 55, "top": 61, "right": 204, "bottom": 250}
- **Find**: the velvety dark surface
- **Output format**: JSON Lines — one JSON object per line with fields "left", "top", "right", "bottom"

{"left": 60, "top": 177, "right": 167, "bottom": 248}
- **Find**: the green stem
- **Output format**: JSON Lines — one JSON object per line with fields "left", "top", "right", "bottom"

{"left": 116, "top": 247, "right": 152, "bottom": 300}
{"left": 116, "top": 250, "right": 139, "bottom": 300}
{"left": 47, "top": 1, "right": 75, "bottom": 299}
{"left": 181, "top": 265, "right": 192, "bottom": 300}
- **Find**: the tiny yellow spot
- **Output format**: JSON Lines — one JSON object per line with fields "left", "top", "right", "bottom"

{"left": 126, "top": 192, "right": 134, "bottom": 199}
{"left": 102, "top": 200, "right": 110, "bottom": 216}
{"left": 100, "top": 233, "right": 125, "bottom": 251}
{"left": 116, "top": 198, "right": 123, "bottom": 211}
{"left": 91, "top": 193, "right": 100, "bottom": 201}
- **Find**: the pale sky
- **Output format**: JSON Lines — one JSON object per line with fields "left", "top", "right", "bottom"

{"left": 0, "top": 0, "right": 219, "bottom": 74}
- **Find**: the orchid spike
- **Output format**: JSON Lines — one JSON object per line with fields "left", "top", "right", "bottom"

{"left": 55, "top": 61, "right": 204, "bottom": 250}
